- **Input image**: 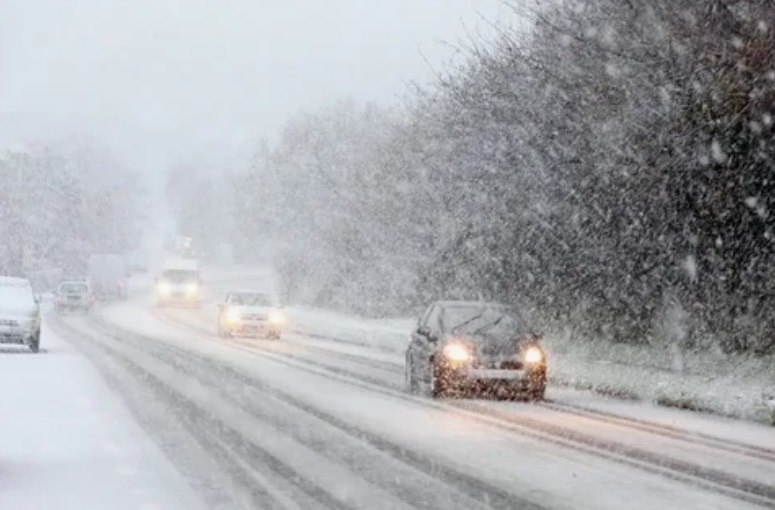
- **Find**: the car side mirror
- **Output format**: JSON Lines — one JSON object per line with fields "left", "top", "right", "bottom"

{"left": 417, "top": 326, "right": 436, "bottom": 342}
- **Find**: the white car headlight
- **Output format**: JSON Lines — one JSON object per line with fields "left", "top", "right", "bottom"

{"left": 226, "top": 307, "right": 241, "bottom": 324}
{"left": 524, "top": 346, "right": 544, "bottom": 364}
{"left": 443, "top": 343, "right": 471, "bottom": 362}
{"left": 157, "top": 282, "right": 172, "bottom": 296}
{"left": 186, "top": 282, "right": 199, "bottom": 295}
{"left": 268, "top": 309, "right": 286, "bottom": 326}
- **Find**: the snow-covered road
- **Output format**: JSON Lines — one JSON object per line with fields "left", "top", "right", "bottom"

{"left": 31, "top": 273, "right": 775, "bottom": 509}
{"left": 0, "top": 324, "right": 204, "bottom": 510}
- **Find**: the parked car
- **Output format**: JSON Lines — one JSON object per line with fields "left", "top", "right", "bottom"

{"left": 217, "top": 291, "right": 285, "bottom": 339}
{"left": 155, "top": 258, "right": 202, "bottom": 307}
{"left": 405, "top": 301, "right": 546, "bottom": 400}
{"left": 55, "top": 280, "right": 93, "bottom": 314}
{"left": 0, "top": 276, "right": 42, "bottom": 353}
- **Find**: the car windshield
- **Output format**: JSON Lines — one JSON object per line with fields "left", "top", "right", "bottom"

{"left": 161, "top": 270, "right": 199, "bottom": 283}
{"left": 0, "top": 284, "right": 34, "bottom": 307}
{"left": 443, "top": 304, "right": 528, "bottom": 343}
{"left": 230, "top": 293, "right": 273, "bottom": 306}
{"left": 60, "top": 283, "right": 88, "bottom": 293}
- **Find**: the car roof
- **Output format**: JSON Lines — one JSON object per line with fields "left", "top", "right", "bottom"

{"left": 162, "top": 258, "right": 199, "bottom": 271}
{"left": 0, "top": 276, "right": 32, "bottom": 287}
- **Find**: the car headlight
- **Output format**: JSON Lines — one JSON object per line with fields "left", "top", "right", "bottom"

{"left": 186, "top": 282, "right": 199, "bottom": 295}
{"left": 268, "top": 309, "right": 285, "bottom": 326}
{"left": 443, "top": 343, "right": 471, "bottom": 362}
{"left": 226, "top": 307, "right": 241, "bottom": 324}
{"left": 524, "top": 346, "right": 544, "bottom": 364}
{"left": 157, "top": 282, "right": 171, "bottom": 296}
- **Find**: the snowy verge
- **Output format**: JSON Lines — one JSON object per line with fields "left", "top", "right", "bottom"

{"left": 0, "top": 323, "right": 204, "bottom": 510}
{"left": 287, "top": 307, "right": 775, "bottom": 425}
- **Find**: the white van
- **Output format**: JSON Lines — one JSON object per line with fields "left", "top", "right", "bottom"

{"left": 155, "top": 258, "right": 202, "bottom": 306}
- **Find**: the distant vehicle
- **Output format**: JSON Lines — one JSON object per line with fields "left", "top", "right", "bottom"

{"left": 405, "top": 301, "right": 547, "bottom": 400}
{"left": 217, "top": 291, "right": 285, "bottom": 339}
{"left": 155, "top": 258, "right": 202, "bottom": 306}
{"left": 88, "top": 254, "right": 128, "bottom": 300}
{"left": 55, "top": 280, "right": 93, "bottom": 314}
{"left": 0, "top": 276, "right": 42, "bottom": 353}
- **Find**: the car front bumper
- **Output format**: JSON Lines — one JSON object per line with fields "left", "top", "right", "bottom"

{"left": 226, "top": 321, "right": 282, "bottom": 337}
{"left": 441, "top": 364, "right": 546, "bottom": 394}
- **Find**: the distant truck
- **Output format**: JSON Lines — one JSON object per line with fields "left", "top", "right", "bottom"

{"left": 88, "top": 254, "right": 128, "bottom": 300}
{"left": 155, "top": 258, "right": 202, "bottom": 306}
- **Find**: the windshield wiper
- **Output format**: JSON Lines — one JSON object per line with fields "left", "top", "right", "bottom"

{"left": 450, "top": 312, "right": 484, "bottom": 333}
{"left": 472, "top": 315, "right": 504, "bottom": 335}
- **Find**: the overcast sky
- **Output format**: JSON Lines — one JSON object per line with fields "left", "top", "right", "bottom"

{"left": 0, "top": 0, "right": 514, "bottom": 175}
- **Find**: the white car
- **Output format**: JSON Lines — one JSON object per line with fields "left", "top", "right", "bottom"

{"left": 0, "top": 276, "right": 42, "bottom": 353}
{"left": 55, "top": 280, "right": 93, "bottom": 314}
{"left": 217, "top": 291, "right": 286, "bottom": 339}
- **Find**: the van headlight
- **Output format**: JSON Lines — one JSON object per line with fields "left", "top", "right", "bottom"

{"left": 157, "top": 281, "right": 172, "bottom": 296}
{"left": 185, "top": 282, "right": 199, "bottom": 296}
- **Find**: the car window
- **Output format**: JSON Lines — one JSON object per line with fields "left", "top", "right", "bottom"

{"left": 60, "top": 283, "right": 88, "bottom": 293}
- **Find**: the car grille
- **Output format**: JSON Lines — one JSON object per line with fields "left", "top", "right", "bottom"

{"left": 243, "top": 314, "right": 267, "bottom": 321}
{"left": 0, "top": 319, "right": 19, "bottom": 327}
{"left": 474, "top": 359, "right": 523, "bottom": 370}
{"left": 498, "top": 360, "right": 524, "bottom": 370}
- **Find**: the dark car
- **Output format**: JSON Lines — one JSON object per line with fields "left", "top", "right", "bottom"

{"left": 405, "top": 300, "right": 547, "bottom": 400}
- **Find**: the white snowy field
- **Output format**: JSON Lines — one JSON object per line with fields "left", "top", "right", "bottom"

{"left": 0, "top": 324, "right": 204, "bottom": 510}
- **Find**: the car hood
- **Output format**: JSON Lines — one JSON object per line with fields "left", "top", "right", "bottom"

{"left": 230, "top": 305, "right": 273, "bottom": 315}
{"left": 0, "top": 303, "right": 38, "bottom": 317}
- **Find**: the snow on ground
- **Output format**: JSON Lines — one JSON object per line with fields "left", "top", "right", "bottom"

{"left": 0, "top": 324, "right": 205, "bottom": 510}
{"left": 93, "top": 297, "right": 771, "bottom": 510}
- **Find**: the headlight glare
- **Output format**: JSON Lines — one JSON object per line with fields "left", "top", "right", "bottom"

{"left": 524, "top": 346, "right": 544, "bottom": 364}
{"left": 157, "top": 281, "right": 171, "bottom": 296}
{"left": 268, "top": 309, "right": 285, "bottom": 326}
{"left": 186, "top": 282, "right": 199, "bottom": 295}
{"left": 226, "top": 308, "right": 241, "bottom": 323}
{"left": 443, "top": 343, "right": 470, "bottom": 362}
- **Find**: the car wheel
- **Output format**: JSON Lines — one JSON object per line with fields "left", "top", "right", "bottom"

{"left": 405, "top": 359, "right": 419, "bottom": 394}
{"left": 430, "top": 362, "right": 448, "bottom": 398}
{"left": 527, "top": 382, "right": 546, "bottom": 401}
{"left": 29, "top": 332, "right": 40, "bottom": 353}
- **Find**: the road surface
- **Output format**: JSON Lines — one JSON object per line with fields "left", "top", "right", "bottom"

{"left": 38, "top": 272, "right": 775, "bottom": 510}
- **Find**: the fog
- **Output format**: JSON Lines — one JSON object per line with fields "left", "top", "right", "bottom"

{"left": 0, "top": 0, "right": 511, "bottom": 176}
